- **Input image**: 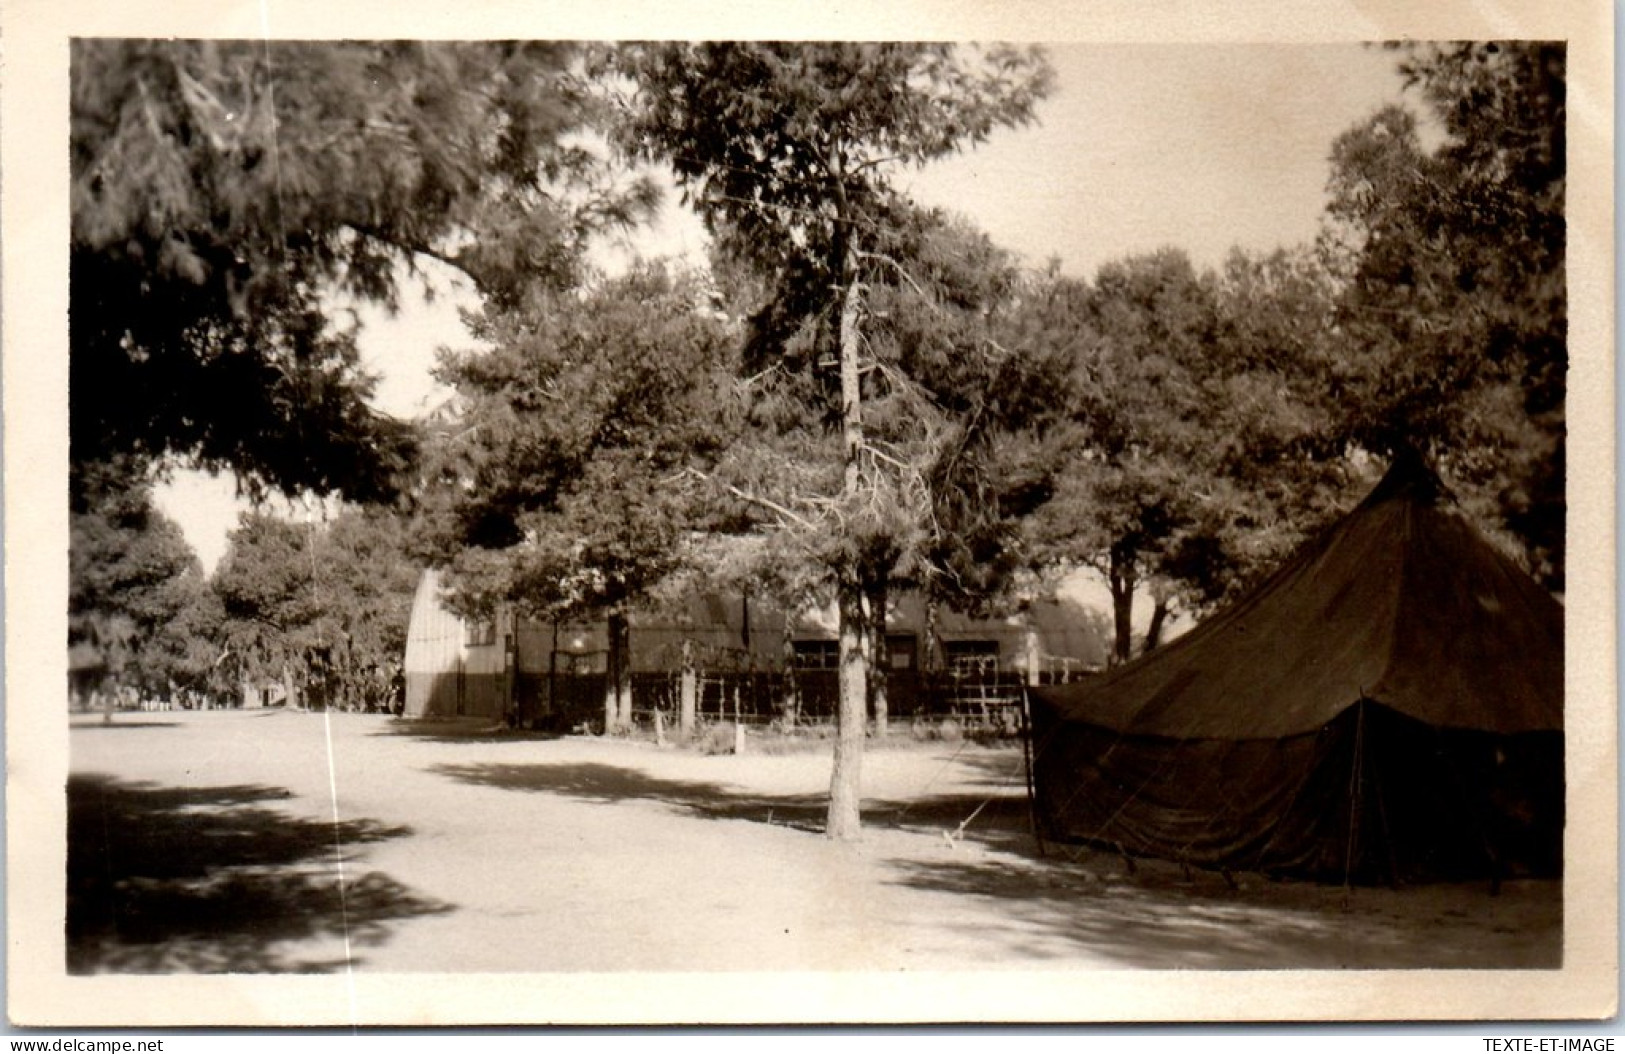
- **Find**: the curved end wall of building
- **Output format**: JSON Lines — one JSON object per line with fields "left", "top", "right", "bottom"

{"left": 403, "top": 569, "right": 509, "bottom": 720}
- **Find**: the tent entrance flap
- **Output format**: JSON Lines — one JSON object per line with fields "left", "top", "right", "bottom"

{"left": 1030, "top": 697, "right": 1563, "bottom": 883}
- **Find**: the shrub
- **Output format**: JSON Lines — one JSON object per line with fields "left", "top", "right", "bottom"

{"left": 698, "top": 723, "right": 739, "bottom": 755}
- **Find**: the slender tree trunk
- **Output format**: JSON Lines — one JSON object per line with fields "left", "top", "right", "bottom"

{"left": 504, "top": 611, "right": 518, "bottom": 725}
{"left": 1144, "top": 582, "right": 1173, "bottom": 655}
{"left": 781, "top": 616, "right": 799, "bottom": 728}
{"left": 283, "top": 661, "right": 300, "bottom": 710}
{"left": 923, "top": 594, "right": 940, "bottom": 674}
{"left": 603, "top": 612, "right": 625, "bottom": 733}
{"left": 679, "top": 637, "right": 698, "bottom": 739}
{"left": 827, "top": 581, "right": 867, "bottom": 840}
{"left": 827, "top": 245, "right": 869, "bottom": 840}
{"left": 865, "top": 573, "right": 889, "bottom": 739}
{"left": 603, "top": 634, "right": 617, "bottom": 734}
{"left": 1108, "top": 549, "right": 1137, "bottom": 667}
{"left": 604, "top": 611, "right": 633, "bottom": 734}
{"left": 548, "top": 621, "right": 559, "bottom": 725}
{"left": 617, "top": 636, "right": 634, "bottom": 731}
{"left": 1024, "top": 608, "right": 1043, "bottom": 687}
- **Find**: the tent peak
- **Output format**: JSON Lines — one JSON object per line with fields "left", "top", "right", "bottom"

{"left": 1360, "top": 447, "right": 1453, "bottom": 511}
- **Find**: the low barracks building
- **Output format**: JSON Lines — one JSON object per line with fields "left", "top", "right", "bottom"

{"left": 402, "top": 569, "right": 1109, "bottom": 730}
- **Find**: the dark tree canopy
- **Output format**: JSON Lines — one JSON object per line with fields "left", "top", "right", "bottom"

{"left": 617, "top": 43, "right": 1052, "bottom": 281}
{"left": 212, "top": 505, "right": 420, "bottom": 710}
{"left": 416, "top": 261, "right": 739, "bottom": 731}
{"left": 1007, "top": 248, "right": 1360, "bottom": 662}
{"left": 612, "top": 43, "right": 1053, "bottom": 579}
{"left": 1322, "top": 42, "right": 1565, "bottom": 588}
{"left": 71, "top": 39, "right": 654, "bottom": 500}
{"left": 69, "top": 465, "right": 210, "bottom": 697}
{"left": 419, "top": 262, "right": 739, "bottom": 622}
{"left": 615, "top": 44, "right": 1052, "bottom": 418}
{"left": 211, "top": 512, "right": 332, "bottom": 706}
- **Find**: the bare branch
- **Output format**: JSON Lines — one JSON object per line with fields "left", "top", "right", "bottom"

{"left": 345, "top": 222, "right": 473, "bottom": 280}
{"left": 848, "top": 152, "right": 908, "bottom": 177}
{"left": 855, "top": 249, "right": 928, "bottom": 299}
{"left": 669, "top": 467, "right": 822, "bottom": 532}
{"left": 739, "top": 362, "right": 786, "bottom": 390}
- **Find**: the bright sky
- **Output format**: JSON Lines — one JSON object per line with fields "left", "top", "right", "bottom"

{"left": 155, "top": 42, "right": 1414, "bottom": 575}
{"left": 904, "top": 43, "right": 1411, "bottom": 275}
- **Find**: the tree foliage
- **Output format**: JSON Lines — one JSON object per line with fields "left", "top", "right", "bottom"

{"left": 212, "top": 506, "right": 420, "bottom": 710}
{"left": 1016, "top": 248, "right": 1356, "bottom": 662}
{"left": 614, "top": 44, "right": 1054, "bottom": 589}
{"left": 617, "top": 44, "right": 1052, "bottom": 287}
{"left": 70, "top": 39, "right": 654, "bottom": 500}
{"left": 1196, "top": 246, "right": 1364, "bottom": 588}
{"left": 1018, "top": 251, "right": 1219, "bottom": 662}
{"left": 309, "top": 507, "right": 424, "bottom": 709}
{"left": 417, "top": 262, "right": 739, "bottom": 729}
{"left": 69, "top": 464, "right": 212, "bottom": 701}
{"left": 1321, "top": 42, "right": 1565, "bottom": 588}
{"left": 422, "top": 263, "right": 738, "bottom": 616}
{"left": 212, "top": 513, "right": 325, "bottom": 705}
{"left": 700, "top": 208, "right": 1043, "bottom": 592}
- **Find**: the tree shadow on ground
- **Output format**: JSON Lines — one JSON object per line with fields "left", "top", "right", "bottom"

{"left": 372, "top": 719, "right": 566, "bottom": 745}
{"left": 68, "top": 774, "right": 451, "bottom": 973}
{"left": 428, "top": 759, "right": 1039, "bottom": 854}
{"left": 886, "top": 750, "right": 1561, "bottom": 969}
{"left": 428, "top": 758, "right": 1561, "bottom": 970}
{"left": 884, "top": 852, "right": 1563, "bottom": 970}
{"left": 68, "top": 720, "right": 181, "bottom": 731}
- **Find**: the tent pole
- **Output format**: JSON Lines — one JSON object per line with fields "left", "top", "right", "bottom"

{"left": 1021, "top": 688, "right": 1046, "bottom": 857}
{"left": 1342, "top": 698, "right": 1368, "bottom": 901}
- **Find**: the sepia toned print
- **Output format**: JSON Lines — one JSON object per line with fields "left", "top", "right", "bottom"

{"left": 7, "top": 2, "right": 1614, "bottom": 1029}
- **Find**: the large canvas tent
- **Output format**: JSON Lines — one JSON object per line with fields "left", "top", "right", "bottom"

{"left": 1029, "top": 453, "right": 1563, "bottom": 884}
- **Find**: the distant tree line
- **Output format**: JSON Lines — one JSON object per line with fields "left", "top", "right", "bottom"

{"left": 69, "top": 41, "right": 1564, "bottom": 836}
{"left": 71, "top": 478, "right": 421, "bottom": 712}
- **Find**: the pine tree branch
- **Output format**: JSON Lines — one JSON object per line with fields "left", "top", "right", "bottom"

{"left": 669, "top": 467, "right": 821, "bottom": 532}
{"left": 855, "top": 249, "right": 927, "bottom": 299}
{"left": 344, "top": 222, "right": 477, "bottom": 284}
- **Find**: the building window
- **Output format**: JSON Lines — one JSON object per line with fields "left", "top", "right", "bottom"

{"left": 793, "top": 636, "right": 917, "bottom": 671}
{"left": 465, "top": 620, "right": 497, "bottom": 647}
{"left": 944, "top": 640, "right": 999, "bottom": 676}
{"left": 791, "top": 640, "right": 839, "bottom": 669}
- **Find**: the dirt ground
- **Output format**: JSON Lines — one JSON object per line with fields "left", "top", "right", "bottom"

{"left": 66, "top": 708, "right": 1561, "bottom": 975}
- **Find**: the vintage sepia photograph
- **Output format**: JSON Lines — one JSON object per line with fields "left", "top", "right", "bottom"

{"left": 5, "top": 0, "right": 1615, "bottom": 1031}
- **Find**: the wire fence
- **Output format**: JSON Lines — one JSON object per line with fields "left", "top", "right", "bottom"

{"left": 517, "top": 664, "right": 1092, "bottom": 737}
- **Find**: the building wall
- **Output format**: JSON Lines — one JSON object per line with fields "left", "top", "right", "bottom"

{"left": 403, "top": 569, "right": 510, "bottom": 720}
{"left": 239, "top": 681, "right": 288, "bottom": 709}
{"left": 402, "top": 569, "right": 1109, "bottom": 723}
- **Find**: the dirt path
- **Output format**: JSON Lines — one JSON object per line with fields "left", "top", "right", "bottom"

{"left": 67, "top": 709, "right": 1561, "bottom": 974}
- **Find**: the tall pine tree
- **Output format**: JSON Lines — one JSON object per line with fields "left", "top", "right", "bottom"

{"left": 613, "top": 43, "right": 1052, "bottom": 837}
